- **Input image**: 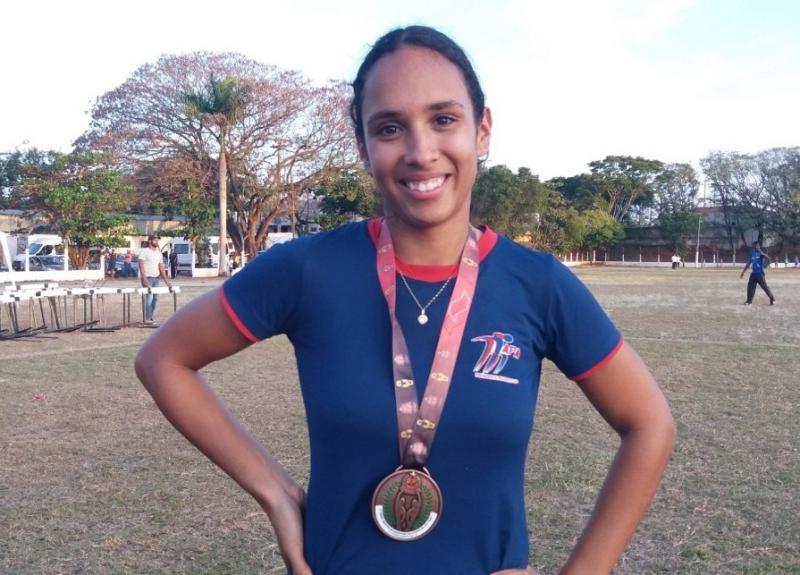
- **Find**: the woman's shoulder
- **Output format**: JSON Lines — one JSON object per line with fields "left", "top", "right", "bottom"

{"left": 246, "top": 221, "right": 371, "bottom": 269}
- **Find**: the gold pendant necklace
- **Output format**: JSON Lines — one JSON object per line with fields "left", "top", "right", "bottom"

{"left": 399, "top": 273, "right": 453, "bottom": 325}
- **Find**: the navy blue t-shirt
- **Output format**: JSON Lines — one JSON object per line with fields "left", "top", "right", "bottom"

{"left": 749, "top": 249, "right": 765, "bottom": 274}
{"left": 221, "top": 220, "right": 622, "bottom": 574}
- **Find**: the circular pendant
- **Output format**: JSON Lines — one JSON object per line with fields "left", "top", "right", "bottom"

{"left": 372, "top": 467, "right": 442, "bottom": 541}
{"left": 417, "top": 313, "right": 428, "bottom": 325}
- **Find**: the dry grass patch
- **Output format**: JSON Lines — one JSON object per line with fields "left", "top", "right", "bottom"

{"left": 1, "top": 268, "right": 798, "bottom": 573}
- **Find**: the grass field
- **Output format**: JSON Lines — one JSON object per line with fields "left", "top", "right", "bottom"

{"left": 1, "top": 268, "right": 798, "bottom": 574}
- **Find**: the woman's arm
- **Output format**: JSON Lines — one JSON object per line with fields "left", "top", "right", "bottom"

{"left": 134, "top": 288, "right": 312, "bottom": 574}
{"left": 560, "top": 341, "right": 675, "bottom": 575}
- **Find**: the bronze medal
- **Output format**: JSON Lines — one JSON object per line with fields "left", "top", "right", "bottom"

{"left": 371, "top": 468, "right": 443, "bottom": 541}
{"left": 373, "top": 219, "right": 480, "bottom": 541}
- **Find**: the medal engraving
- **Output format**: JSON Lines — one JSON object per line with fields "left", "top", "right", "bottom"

{"left": 372, "top": 468, "right": 442, "bottom": 541}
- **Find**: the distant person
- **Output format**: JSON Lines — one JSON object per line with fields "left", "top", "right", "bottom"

{"left": 107, "top": 249, "right": 117, "bottom": 278}
{"left": 169, "top": 249, "right": 178, "bottom": 279}
{"left": 795, "top": 255, "right": 799, "bottom": 268}
{"left": 123, "top": 250, "right": 133, "bottom": 277}
{"left": 671, "top": 254, "right": 680, "bottom": 270}
{"left": 139, "top": 235, "right": 172, "bottom": 324}
{"left": 740, "top": 241, "right": 775, "bottom": 305}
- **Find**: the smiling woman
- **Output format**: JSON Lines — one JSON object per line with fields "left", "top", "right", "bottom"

{"left": 135, "top": 24, "right": 674, "bottom": 575}
{"left": 357, "top": 45, "right": 491, "bottom": 262}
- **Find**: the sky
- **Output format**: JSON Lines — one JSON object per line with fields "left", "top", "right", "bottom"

{"left": 2, "top": 0, "right": 799, "bottom": 180}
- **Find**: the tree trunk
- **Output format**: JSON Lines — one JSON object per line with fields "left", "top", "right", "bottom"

{"left": 218, "top": 133, "right": 229, "bottom": 276}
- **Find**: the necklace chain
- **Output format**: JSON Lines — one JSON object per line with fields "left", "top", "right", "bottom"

{"left": 399, "top": 273, "right": 453, "bottom": 325}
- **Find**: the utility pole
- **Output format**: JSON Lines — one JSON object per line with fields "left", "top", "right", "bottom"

{"left": 695, "top": 213, "right": 702, "bottom": 267}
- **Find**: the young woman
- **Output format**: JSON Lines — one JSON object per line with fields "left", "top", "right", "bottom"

{"left": 135, "top": 26, "right": 675, "bottom": 575}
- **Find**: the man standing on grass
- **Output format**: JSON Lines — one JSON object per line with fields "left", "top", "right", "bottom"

{"left": 740, "top": 240, "right": 775, "bottom": 306}
{"left": 139, "top": 234, "right": 172, "bottom": 324}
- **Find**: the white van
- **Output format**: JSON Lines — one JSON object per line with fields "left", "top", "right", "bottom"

{"left": 171, "top": 236, "right": 234, "bottom": 275}
{"left": 12, "top": 234, "right": 65, "bottom": 271}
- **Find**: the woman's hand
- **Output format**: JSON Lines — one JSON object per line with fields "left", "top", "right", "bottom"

{"left": 264, "top": 481, "right": 313, "bottom": 575}
{"left": 491, "top": 567, "right": 539, "bottom": 574}
{"left": 135, "top": 290, "right": 314, "bottom": 573}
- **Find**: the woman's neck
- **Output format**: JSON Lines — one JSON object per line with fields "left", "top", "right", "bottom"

{"left": 385, "top": 216, "right": 476, "bottom": 266}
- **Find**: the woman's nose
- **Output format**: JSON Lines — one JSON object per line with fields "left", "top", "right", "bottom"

{"left": 403, "top": 127, "right": 439, "bottom": 166}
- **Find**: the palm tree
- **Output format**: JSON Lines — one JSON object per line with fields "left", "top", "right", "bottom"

{"left": 184, "top": 75, "right": 247, "bottom": 276}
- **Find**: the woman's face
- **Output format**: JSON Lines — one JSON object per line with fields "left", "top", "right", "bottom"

{"left": 359, "top": 45, "right": 491, "bottom": 235}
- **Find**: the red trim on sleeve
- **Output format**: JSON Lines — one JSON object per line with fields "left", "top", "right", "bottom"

{"left": 218, "top": 288, "right": 260, "bottom": 343}
{"left": 571, "top": 337, "right": 624, "bottom": 382}
{"left": 367, "top": 217, "right": 498, "bottom": 281}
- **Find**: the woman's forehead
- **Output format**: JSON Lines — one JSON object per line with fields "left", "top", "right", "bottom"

{"left": 361, "top": 45, "right": 472, "bottom": 115}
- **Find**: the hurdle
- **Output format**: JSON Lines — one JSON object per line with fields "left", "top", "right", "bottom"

{"left": 138, "top": 285, "right": 181, "bottom": 325}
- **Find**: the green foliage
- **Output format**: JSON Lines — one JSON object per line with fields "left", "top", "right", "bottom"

{"left": 529, "top": 188, "right": 586, "bottom": 253}
{"left": 194, "top": 237, "right": 214, "bottom": 268}
{"left": 659, "top": 211, "right": 700, "bottom": 251}
{"left": 184, "top": 75, "right": 248, "bottom": 128}
{"left": 1, "top": 148, "right": 48, "bottom": 209}
{"left": 581, "top": 209, "right": 625, "bottom": 249}
{"left": 547, "top": 174, "right": 600, "bottom": 213}
{"left": 316, "top": 169, "right": 377, "bottom": 230}
{"left": 14, "top": 151, "right": 135, "bottom": 268}
{"left": 701, "top": 148, "right": 800, "bottom": 250}
{"left": 472, "top": 165, "right": 542, "bottom": 238}
{"left": 588, "top": 155, "right": 664, "bottom": 223}
{"left": 169, "top": 183, "right": 218, "bottom": 242}
{"left": 654, "top": 163, "right": 699, "bottom": 216}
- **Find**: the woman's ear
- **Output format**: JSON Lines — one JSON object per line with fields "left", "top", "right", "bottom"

{"left": 476, "top": 107, "right": 492, "bottom": 158}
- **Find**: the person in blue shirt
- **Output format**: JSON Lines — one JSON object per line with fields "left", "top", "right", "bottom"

{"left": 740, "top": 240, "right": 776, "bottom": 305}
{"left": 135, "top": 25, "right": 675, "bottom": 575}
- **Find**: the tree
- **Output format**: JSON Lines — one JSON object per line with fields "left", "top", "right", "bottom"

{"left": 315, "top": 169, "right": 376, "bottom": 230}
{"left": 472, "top": 165, "right": 523, "bottom": 236}
{"left": 1, "top": 148, "right": 48, "bottom": 209}
{"left": 184, "top": 76, "right": 246, "bottom": 275}
{"left": 13, "top": 152, "right": 135, "bottom": 268}
{"left": 755, "top": 147, "right": 800, "bottom": 253}
{"left": 547, "top": 174, "right": 599, "bottom": 213}
{"left": 701, "top": 151, "right": 771, "bottom": 248}
{"left": 654, "top": 163, "right": 699, "bottom": 216}
{"left": 530, "top": 191, "right": 585, "bottom": 254}
{"left": 653, "top": 163, "right": 700, "bottom": 252}
{"left": 78, "top": 52, "right": 357, "bottom": 259}
{"left": 659, "top": 211, "right": 700, "bottom": 254}
{"left": 580, "top": 209, "right": 625, "bottom": 253}
{"left": 588, "top": 156, "right": 664, "bottom": 223}
{"left": 700, "top": 151, "right": 746, "bottom": 250}
{"left": 472, "top": 165, "right": 545, "bottom": 239}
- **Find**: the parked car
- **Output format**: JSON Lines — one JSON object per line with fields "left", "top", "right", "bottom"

{"left": 114, "top": 255, "right": 140, "bottom": 277}
{"left": 34, "top": 255, "right": 67, "bottom": 270}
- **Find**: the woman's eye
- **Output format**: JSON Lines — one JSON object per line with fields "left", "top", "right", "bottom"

{"left": 377, "top": 124, "right": 400, "bottom": 136}
{"left": 434, "top": 116, "right": 456, "bottom": 126}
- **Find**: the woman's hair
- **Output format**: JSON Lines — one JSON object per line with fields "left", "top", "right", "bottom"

{"left": 350, "top": 25, "right": 486, "bottom": 144}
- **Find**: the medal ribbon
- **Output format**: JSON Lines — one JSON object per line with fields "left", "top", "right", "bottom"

{"left": 376, "top": 219, "right": 480, "bottom": 468}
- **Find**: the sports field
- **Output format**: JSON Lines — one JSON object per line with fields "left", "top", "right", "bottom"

{"left": 1, "top": 267, "right": 798, "bottom": 574}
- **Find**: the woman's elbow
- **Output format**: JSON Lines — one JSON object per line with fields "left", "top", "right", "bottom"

{"left": 134, "top": 341, "right": 162, "bottom": 393}
{"left": 646, "top": 406, "right": 677, "bottom": 460}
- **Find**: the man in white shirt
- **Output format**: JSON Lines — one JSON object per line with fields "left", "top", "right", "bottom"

{"left": 139, "top": 235, "right": 172, "bottom": 324}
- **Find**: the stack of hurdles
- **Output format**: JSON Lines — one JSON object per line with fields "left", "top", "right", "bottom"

{"left": 0, "top": 283, "right": 180, "bottom": 339}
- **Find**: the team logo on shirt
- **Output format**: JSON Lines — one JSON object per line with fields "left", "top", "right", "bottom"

{"left": 471, "top": 332, "right": 521, "bottom": 384}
